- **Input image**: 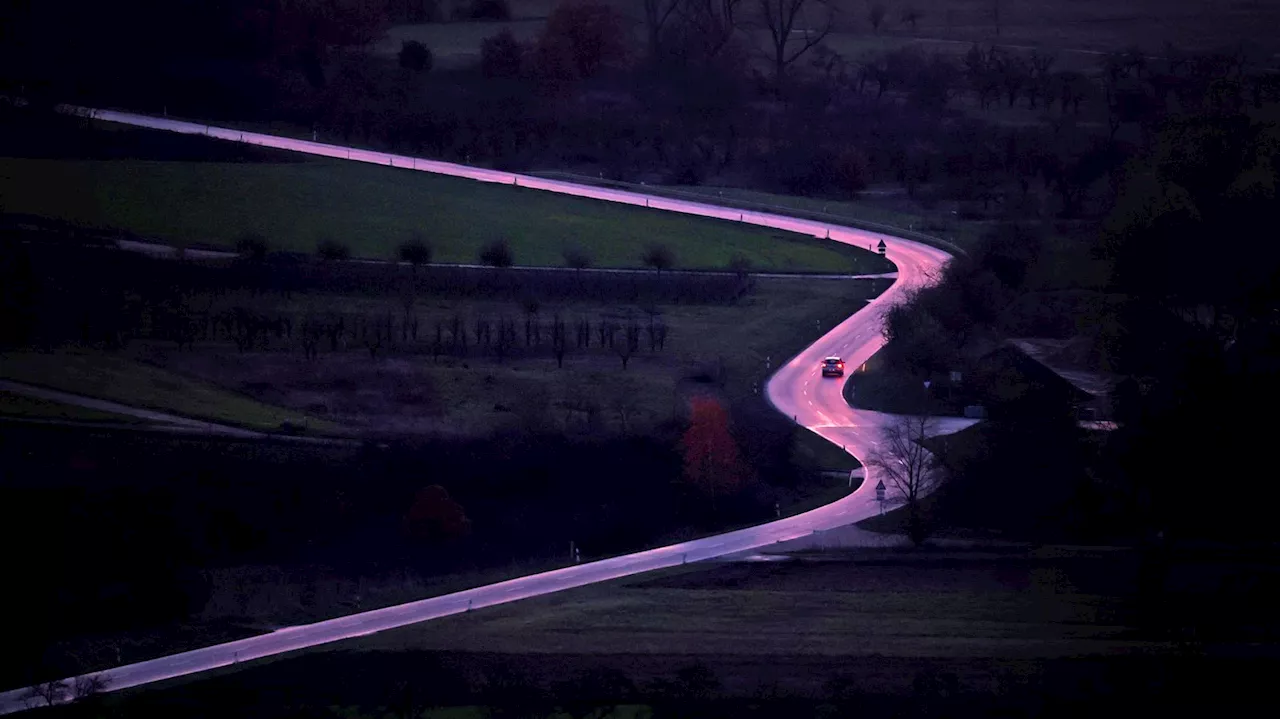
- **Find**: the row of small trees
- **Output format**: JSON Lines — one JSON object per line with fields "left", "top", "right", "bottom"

{"left": 155, "top": 302, "right": 673, "bottom": 369}
{"left": 235, "top": 231, "right": 687, "bottom": 275}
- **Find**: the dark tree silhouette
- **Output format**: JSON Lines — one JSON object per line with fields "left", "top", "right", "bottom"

{"left": 398, "top": 235, "right": 433, "bottom": 267}
{"left": 317, "top": 239, "right": 351, "bottom": 261}
{"left": 398, "top": 40, "right": 433, "bottom": 72}
{"left": 479, "top": 239, "right": 514, "bottom": 268}
{"left": 869, "top": 3, "right": 888, "bottom": 32}
{"left": 642, "top": 243, "right": 675, "bottom": 274}
{"left": 866, "top": 414, "right": 945, "bottom": 545}
{"left": 901, "top": 6, "right": 922, "bottom": 31}
{"left": 756, "top": 0, "right": 835, "bottom": 86}
{"left": 481, "top": 29, "right": 524, "bottom": 78}
{"left": 234, "top": 232, "right": 268, "bottom": 262}
{"left": 535, "top": 0, "right": 630, "bottom": 82}
{"left": 563, "top": 245, "right": 593, "bottom": 271}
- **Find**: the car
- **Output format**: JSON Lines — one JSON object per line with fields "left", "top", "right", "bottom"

{"left": 821, "top": 356, "right": 844, "bottom": 377}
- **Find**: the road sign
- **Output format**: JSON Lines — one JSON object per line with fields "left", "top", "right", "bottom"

{"left": 875, "top": 480, "right": 886, "bottom": 503}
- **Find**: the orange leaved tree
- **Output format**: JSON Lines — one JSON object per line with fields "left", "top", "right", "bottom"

{"left": 680, "top": 396, "right": 750, "bottom": 510}
{"left": 402, "top": 485, "right": 472, "bottom": 543}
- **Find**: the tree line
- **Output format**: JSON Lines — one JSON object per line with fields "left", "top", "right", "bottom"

{"left": 8, "top": 1, "right": 1279, "bottom": 226}
{"left": 870, "top": 106, "right": 1280, "bottom": 545}
{"left": 0, "top": 223, "right": 761, "bottom": 353}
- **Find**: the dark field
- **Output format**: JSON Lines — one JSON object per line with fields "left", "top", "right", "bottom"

{"left": 44, "top": 545, "right": 1280, "bottom": 717}
{"left": 391, "top": 0, "right": 1280, "bottom": 67}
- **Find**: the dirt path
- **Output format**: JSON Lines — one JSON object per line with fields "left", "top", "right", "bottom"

{"left": 0, "top": 379, "right": 264, "bottom": 437}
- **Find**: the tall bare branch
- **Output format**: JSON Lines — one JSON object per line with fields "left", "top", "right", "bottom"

{"left": 643, "top": 0, "right": 683, "bottom": 55}
{"left": 755, "top": 0, "right": 835, "bottom": 85}
{"left": 866, "top": 414, "right": 946, "bottom": 544}
{"left": 677, "top": 0, "right": 745, "bottom": 59}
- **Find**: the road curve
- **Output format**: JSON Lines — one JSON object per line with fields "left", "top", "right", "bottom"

{"left": 0, "top": 107, "right": 958, "bottom": 713}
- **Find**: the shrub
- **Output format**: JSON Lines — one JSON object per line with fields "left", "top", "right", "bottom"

{"left": 398, "top": 236, "right": 433, "bottom": 265}
{"left": 398, "top": 40, "right": 433, "bottom": 73}
{"left": 317, "top": 239, "right": 352, "bottom": 261}
{"left": 481, "top": 29, "right": 524, "bottom": 78}
{"left": 465, "top": 0, "right": 511, "bottom": 21}
{"left": 562, "top": 245, "right": 592, "bottom": 270}
{"left": 234, "top": 232, "right": 268, "bottom": 262}
{"left": 479, "top": 238, "right": 514, "bottom": 267}
{"left": 641, "top": 243, "right": 675, "bottom": 273}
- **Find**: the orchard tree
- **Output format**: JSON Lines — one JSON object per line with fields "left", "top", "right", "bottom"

{"left": 680, "top": 396, "right": 751, "bottom": 509}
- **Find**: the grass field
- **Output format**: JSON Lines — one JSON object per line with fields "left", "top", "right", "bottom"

{"left": 0, "top": 350, "right": 336, "bottom": 432}
{"left": 0, "top": 156, "right": 885, "bottom": 273}
{"left": 360, "top": 547, "right": 1161, "bottom": 663}
{"left": 80, "top": 544, "right": 1271, "bottom": 717}
{"left": 0, "top": 390, "right": 143, "bottom": 424}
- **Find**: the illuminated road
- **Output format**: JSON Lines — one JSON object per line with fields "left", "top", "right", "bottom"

{"left": 0, "top": 107, "right": 960, "bottom": 712}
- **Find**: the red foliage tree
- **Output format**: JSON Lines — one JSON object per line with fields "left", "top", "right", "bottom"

{"left": 533, "top": 0, "right": 630, "bottom": 84}
{"left": 403, "top": 485, "right": 471, "bottom": 542}
{"left": 680, "top": 396, "right": 750, "bottom": 505}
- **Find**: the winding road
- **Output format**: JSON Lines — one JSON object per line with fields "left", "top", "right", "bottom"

{"left": 0, "top": 107, "right": 965, "bottom": 713}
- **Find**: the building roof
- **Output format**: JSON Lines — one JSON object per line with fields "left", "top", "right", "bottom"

{"left": 1006, "top": 338, "right": 1117, "bottom": 398}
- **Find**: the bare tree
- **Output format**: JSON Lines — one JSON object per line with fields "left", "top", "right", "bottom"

{"left": 617, "top": 321, "right": 641, "bottom": 368}
{"left": 677, "top": 0, "right": 745, "bottom": 59}
{"left": 868, "top": 2, "right": 887, "bottom": 33}
{"left": 992, "top": 48, "right": 1028, "bottom": 107}
{"left": 24, "top": 679, "right": 68, "bottom": 707}
{"left": 73, "top": 674, "right": 110, "bottom": 701}
{"left": 551, "top": 314, "right": 568, "bottom": 368}
{"left": 1025, "top": 50, "right": 1057, "bottom": 109}
{"left": 755, "top": 0, "right": 835, "bottom": 86}
{"left": 643, "top": 0, "right": 683, "bottom": 56}
{"left": 865, "top": 414, "right": 946, "bottom": 545}
{"left": 609, "top": 379, "right": 643, "bottom": 432}
{"left": 900, "top": 6, "right": 921, "bottom": 31}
